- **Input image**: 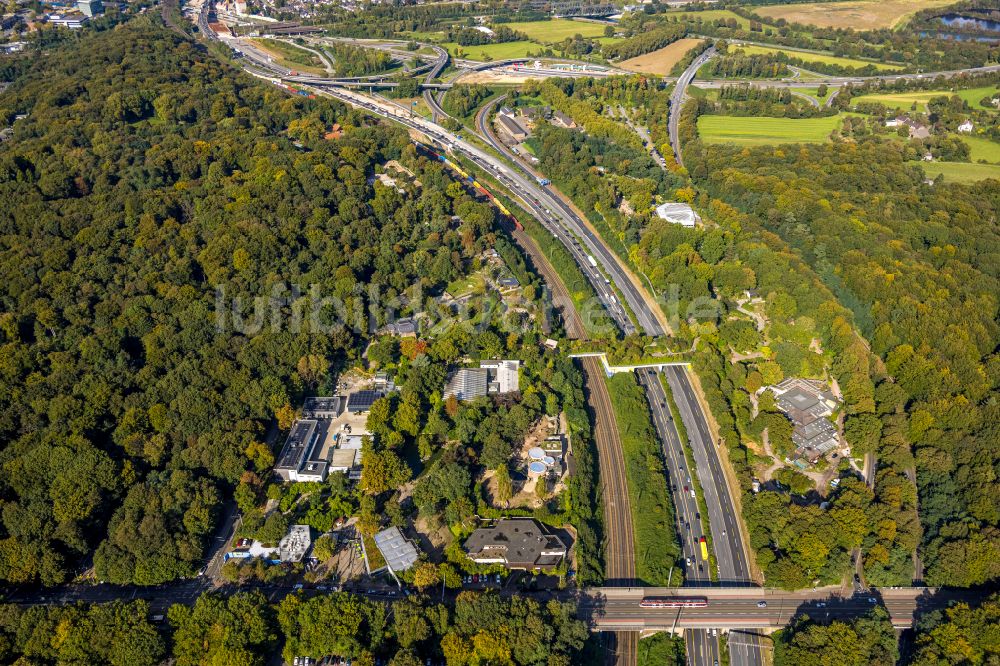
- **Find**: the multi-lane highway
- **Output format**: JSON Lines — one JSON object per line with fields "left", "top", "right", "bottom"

{"left": 636, "top": 369, "right": 720, "bottom": 666}
{"left": 471, "top": 89, "right": 752, "bottom": 665}
{"left": 668, "top": 46, "right": 714, "bottom": 167}
{"left": 475, "top": 95, "right": 670, "bottom": 336}
{"left": 205, "top": 20, "right": 982, "bottom": 666}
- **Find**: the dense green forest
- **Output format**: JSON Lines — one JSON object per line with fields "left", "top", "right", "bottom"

{"left": 909, "top": 592, "right": 1000, "bottom": 664}
{"left": 706, "top": 48, "right": 790, "bottom": 79}
{"left": 0, "top": 591, "right": 590, "bottom": 665}
{"left": 774, "top": 607, "right": 898, "bottom": 666}
{"left": 328, "top": 42, "right": 394, "bottom": 77}
{"left": 0, "top": 18, "right": 508, "bottom": 586}
{"left": 685, "top": 114, "right": 1000, "bottom": 588}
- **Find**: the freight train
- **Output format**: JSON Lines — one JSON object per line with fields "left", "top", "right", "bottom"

{"left": 420, "top": 146, "right": 523, "bottom": 230}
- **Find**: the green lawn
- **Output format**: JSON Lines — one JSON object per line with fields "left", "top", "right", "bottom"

{"left": 667, "top": 8, "right": 753, "bottom": 29}
{"left": 853, "top": 85, "right": 1000, "bottom": 112}
{"left": 445, "top": 271, "right": 484, "bottom": 298}
{"left": 962, "top": 135, "right": 1000, "bottom": 163}
{"left": 698, "top": 114, "right": 844, "bottom": 145}
{"left": 736, "top": 44, "right": 903, "bottom": 72}
{"left": 919, "top": 161, "right": 1000, "bottom": 184}
{"left": 251, "top": 38, "right": 327, "bottom": 75}
{"left": 792, "top": 86, "right": 836, "bottom": 105}
{"left": 502, "top": 18, "right": 609, "bottom": 43}
{"left": 441, "top": 40, "right": 541, "bottom": 61}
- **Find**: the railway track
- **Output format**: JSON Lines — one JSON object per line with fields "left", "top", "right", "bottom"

{"left": 506, "top": 227, "right": 636, "bottom": 666}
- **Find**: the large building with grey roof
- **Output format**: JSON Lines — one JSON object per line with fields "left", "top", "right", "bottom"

{"left": 464, "top": 518, "right": 567, "bottom": 570}
{"left": 373, "top": 526, "right": 419, "bottom": 574}
{"left": 767, "top": 378, "right": 840, "bottom": 461}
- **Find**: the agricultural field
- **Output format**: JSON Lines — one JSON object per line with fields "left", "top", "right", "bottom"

{"left": 250, "top": 38, "right": 327, "bottom": 75}
{"left": 441, "top": 40, "right": 541, "bottom": 61}
{"left": 920, "top": 161, "right": 1000, "bottom": 183}
{"left": 735, "top": 44, "right": 903, "bottom": 72}
{"left": 667, "top": 8, "right": 752, "bottom": 29}
{"left": 962, "top": 135, "right": 1000, "bottom": 163}
{"left": 501, "top": 18, "right": 609, "bottom": 43}
{"left": 697, "top": 114, "right": 844, "bottom": 146}
{"left": 853, "top": 85, "right": 1000, "bottom": 112}
{"left": 618, "top": 38, "right": 706, "bottom": 75}
{"left": 754, "top": 0, "right": 957, "bottom": 30}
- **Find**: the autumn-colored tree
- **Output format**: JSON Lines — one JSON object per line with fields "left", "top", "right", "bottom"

{"left": 412, "top": 562, "right": 441, "bottom": 590}
{"left": 444, "top": 394, "right": 460, "bottom": 418}
{"left": 274, "top": 404, "right": 297, "bottom": 431}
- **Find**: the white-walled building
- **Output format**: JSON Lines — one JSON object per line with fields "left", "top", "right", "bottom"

{"left": 654, "top": 202, "right": 699, "bottom": 228}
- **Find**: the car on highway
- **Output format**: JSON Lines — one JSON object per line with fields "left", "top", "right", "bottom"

{"left": 757, "top": 601, "right": 767, "bottom": 608}
{"left": 683, "top": 485, "right": 689, "bottom": 493}
{"left": 690, "top": 488, "right": 696, "bottom": 499}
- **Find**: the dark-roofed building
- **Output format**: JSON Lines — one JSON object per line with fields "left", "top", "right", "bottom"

{"left": 767, "top": 378, "right": 840, "bottom": 461}
{"left": 346, "top": 390, "right": 379, "bottom": 413}
{"left": 275, "top": 419, "right": 324, "bottom": 482}
{"left": 497, "top": 114, "right": 529, "bottom": 142}
{"left": 550, "top": 110, "right": 577, "bottom": 129}
{"left": 521, "top": 105, "right": 550, "bottom": 121}
{"left": 464, "top": 518, "right": 567, "bottom": 570}
{"left": 303, "top": 396, "right": 344, "bottom": 419}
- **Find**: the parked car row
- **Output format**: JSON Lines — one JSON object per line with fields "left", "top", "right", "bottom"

{"left": 463, "top": 573, "right": 502, "bottom": 586}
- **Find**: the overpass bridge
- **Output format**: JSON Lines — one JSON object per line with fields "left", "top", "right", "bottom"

{"left": 568, "top": 352, "right": 689, "bottom": 376}
{"left": 579, "top": 586, "right": 982, "bottom": 631}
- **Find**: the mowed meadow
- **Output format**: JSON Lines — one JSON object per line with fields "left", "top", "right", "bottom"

{"left": 618, "top": 38, "right": 706, "bottom": 75}
{"left": 697, "top": 114, "right": 844, "bottom": 146}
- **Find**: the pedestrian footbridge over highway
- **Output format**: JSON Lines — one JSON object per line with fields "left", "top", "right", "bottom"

{"left": 567, "top": 352, "right": 689, "bottom": 376}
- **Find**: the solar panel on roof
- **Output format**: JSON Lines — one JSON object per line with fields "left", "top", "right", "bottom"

{"left": 347, "top": 390, "right": 378, "bottom": 412}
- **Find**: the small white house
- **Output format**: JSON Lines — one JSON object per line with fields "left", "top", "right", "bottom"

{"left": 885, "top": 117, "right": 903, "bottom": 128}
{"left": 958, "top": 120, "right": 974, "bottom": 133}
